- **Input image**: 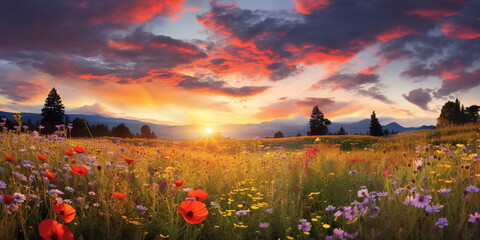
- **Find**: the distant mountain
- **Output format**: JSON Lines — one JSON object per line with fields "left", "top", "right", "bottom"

{"left": 0, "top": 111, "right": 169, "bottom": 135}
{"left": 0, "top": 111, "right": 435, "bottom": 139}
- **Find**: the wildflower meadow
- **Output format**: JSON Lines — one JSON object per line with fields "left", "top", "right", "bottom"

{"left": 0, "top": 122, "right": 479, "bottom": 240}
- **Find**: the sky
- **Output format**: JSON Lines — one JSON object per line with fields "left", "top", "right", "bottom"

{"left": 0, "top": 0, "right": 479, "bottom": 127}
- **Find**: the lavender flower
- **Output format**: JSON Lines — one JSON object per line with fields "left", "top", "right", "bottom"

{"left": 325, "top": 205, "right": 336, "bottom": 211}
{"left": 235, "top": 210, "right": 248, "bottom": 215}
{"left": 136, "top": 205, "right": 148, "bottom": 211}
{"left": 265, "top": 208, "right": 273, "bottom": 213}
{"left": 13, "top": 193, "right": 26, "bottom": 203}
{"left": 297, "top": 219, "right": 311, "bottom": 232}
{"left": 465, "top": 185, "right": 479, "bottom": 192}
{"left": 435, "top": 218, "right": 448, "bottom": 228}
{"left": 425, "top": 204, "right": 443, "bottom": 213}
{"left": 438, "top": 188, "right": 452, "bottom": 195}
{"left": 0, "top": 180, "right": 7, "bottom": 189}
{"left": 259, "top": 222, "right": 270, "bottom": 228}
{"left": 468, "top": 212, "right": 480, "bottom": 223}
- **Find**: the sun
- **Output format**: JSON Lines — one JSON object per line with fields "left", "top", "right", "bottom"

{"left": 204, "top": 128, "right": 213, "bottom": 135}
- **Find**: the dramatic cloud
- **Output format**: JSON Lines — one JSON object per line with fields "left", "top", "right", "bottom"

{"left": 402, "top": 88, "right": 432, "bottom": 110}
{"left": 312, "top": 72, "right": 393, "bottom": 103}
{"left": 378, "top": 0, "right": 480, "bottom": 98}
{"left": 0, "top": 64, "right": 47, "bottom": 102}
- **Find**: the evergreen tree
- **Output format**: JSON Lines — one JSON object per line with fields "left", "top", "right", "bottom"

{"left": 308, "top": 106, "right": 331, "bottom": 135}
{"left": 369, "top": 111, "right": 383, "bottom": 137}
{"left": 41, "top": 88, "right": 65, "bottom": 134}
{"left": 337, "top": 126, "right": 346, "bottom": 135}
{"left": 111, "top": 123, "right": 133, "bottom": 138}
{"left": 273, "top": 131, "right": 284, "bottom": 138}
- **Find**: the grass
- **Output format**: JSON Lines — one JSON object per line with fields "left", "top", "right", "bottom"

{"left": 0, "top": 124, "right": 479, "bottom": 239}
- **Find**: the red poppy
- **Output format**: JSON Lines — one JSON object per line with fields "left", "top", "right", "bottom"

{"left": 124, "top": 157, "right": 135, "bottom": 164}
{"left": 381, "top": 169, "right": 390, "bottom": 177}
{"left": 5, "top": 156, "right": 15, "bottom": 162}
{"left": 178, "top": 200, "right": 208, "bottom": 224}
{"left": 72, "top": 146, "right": 85, "bottom": 153}
{"left": 174, "top": 180, "right": 184, "bottom": 187}
{"left": 38, "top": 219, "right": 74, "bottom": 240}
{"left": 70, "top": 165, "right": 88, "bottom": 175}
{"left": 111, "top": 192, "right": 126, "bottom": 199}
{"left": 382, "top": 148, "right": 387, "bottom": 154}
{"left": 37, "top": 154, "right": 48, "bottom": 161}
{"left": 46, "top": 170, "right": 57, "bottom": 179}
{"left": 187, "top": 189, "right": 208, "bottom": 202}
{"left": 53, "top": 204, "right": 76, "bottom": 223}
{"left": 3, "top": 194, "right": 14, "bottom": 204}
{"left": 65, "top": 149, "right": 74, "bottom": 156}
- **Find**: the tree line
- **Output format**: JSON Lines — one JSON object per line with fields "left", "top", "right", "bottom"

{"left": 437, "top": 99, "right": 479, "bottom": 127}
{"left": 0, "top": 88, "right": 157, "bottom": 139}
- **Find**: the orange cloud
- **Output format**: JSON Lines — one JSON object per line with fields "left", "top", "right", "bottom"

{"left": 91, "top": 0, "right": 188, "bottom": 24}
{"left": 441, "top": 23, "right": 480, "bottom": 39}
{"left": 376, "top": 24, "right": 416, "bottom": 42}
{"left": 294, "top": 0, "right": 330, "bottom": 15}
{"left": 406, "top": 8, "right": 459, "bottom": 21}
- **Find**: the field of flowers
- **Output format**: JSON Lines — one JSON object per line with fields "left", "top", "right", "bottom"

{"left": 0, "top": 123, "right": 479, "bottom": 240}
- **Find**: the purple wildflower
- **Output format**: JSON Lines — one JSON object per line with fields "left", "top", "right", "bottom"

{"left": 425, "top": 204, "right": 443, "bottom": 213}
{"left": 435, "top": 218, "right": 448, "bottom": 228}
{"left": 468, "top": 212, "right": 480, "bottom": 223}
{"left": 136, "top": 205, "right": 148, "bottom": 211}
{"left": 412, "top": 194, "right": 432, "bottom": 208}
{"left": 438, "top": 188, "right": 452, "bottom": 195}
{"left": 235, "top": 210, "right": 248, "bottom": 215}
{"left": 325, "top": 205, "right": 336, "bottom": 211}
{"left": 465, "top": 185, "right": 479, "bottom": 192}
{"left": 259, "top": 222, "right": 270, "bottom": 228}
{"left": 297, "top": 219, "right": 311, "bottom": 232}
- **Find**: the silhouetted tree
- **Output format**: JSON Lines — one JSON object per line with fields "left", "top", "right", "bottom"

{"left": 437, "top": 101, "right": 458, "bottom": 127}
{"left": 274, "top": 131, "right": 284, "bottom": 138}
{"left": 41, "top": 88, "right": 65, "bottom": 134}
{"left": 296, "top": 133, "right": 302, "bottom": 137}
{"left": 139, "top": 125, "right": 156, "bottom": 139}
{"left": 337, "top": 126, "right": 347, "bottom": 135}
{"left": 111, "top": 123, "right": 133, "bottom": 138}
{"left": 369, "top": 111, "right": 383, "bottom": 137}
{"left": 465, "top": 105, "right": 479, "bottom": 123}
{"left": 308, "top": 106, "right": 331, "bottom": 135}
{"left": 71, "top": 118, "right": 90, "bottom": 138}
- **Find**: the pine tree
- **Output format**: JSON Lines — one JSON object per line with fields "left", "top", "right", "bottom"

{"left": 337, "top": 126, "right": 346, "bottom": 135}
{"left": 41, "top": 88, "right": 65, "bottom": 134}
{"left": 308, "top": 106, "right": 331, "bottom": 135}
{"left": 369, "top": 111, "right": 383, "bottom": 137}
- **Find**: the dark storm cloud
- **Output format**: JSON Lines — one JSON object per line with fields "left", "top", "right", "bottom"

{"left": 402, "top": 88, "right": 433, "bottom": 110}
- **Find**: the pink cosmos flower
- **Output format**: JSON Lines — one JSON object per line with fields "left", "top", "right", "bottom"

{"left": 412, "top": 194, "right": 432, "bottom": 208}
